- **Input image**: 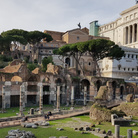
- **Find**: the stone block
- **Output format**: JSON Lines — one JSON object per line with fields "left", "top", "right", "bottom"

{"left": 133, "top": 130, "right": 138, "bottom": 136}
{"left": 78, "top": 127, "right": 83, "bottom": 131}
{"left": 95, "top": 128, "right": 100, "bottom": 133}
{"left": 106, "top": 130, "right": 112, "bottom": 136}
{"left": 99, "top": 130, "right": 106, "bottom": 134}
{"left": 32, "top": 125, "right": 38, "bottom": 129}
{"left": 85, "top": 127, "right": 91, "bottom": 131}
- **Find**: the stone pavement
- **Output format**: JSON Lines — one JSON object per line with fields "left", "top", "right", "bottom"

{"left": 0, "top": 109, "right": 90, "bottom": 128}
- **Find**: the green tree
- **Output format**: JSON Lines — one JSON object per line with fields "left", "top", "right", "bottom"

{"left": 56, "top": 39, "right": 124, "bottom": 77}
{"left": 26, "top": 30, "right": 52, "bottom": 45}
{"left": 27, "top": 63, "right": 38, "bottom": 71}
{"left": 0, "top": 29, "right": 53, "bottom": 57}
{"left": 42, "top": 56, "right": 53, "bottom": 72}
{"left": 87, "top": 39, "right": 124, "bottom": 76}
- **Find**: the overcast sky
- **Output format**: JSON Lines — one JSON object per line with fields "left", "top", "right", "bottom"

{"left": 0, "top": 0, "right": 136, "bottom": 33}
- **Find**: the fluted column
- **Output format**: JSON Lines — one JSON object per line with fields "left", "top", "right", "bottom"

{"left": 66, "top": 86, "right": 70, "bottom": 106}
{"left": 19, "top": 85, "right": 25, "bottom": 116}
{"left": 39, "top": 85, "right": 43, "bottom": 114}
{"left": 137, "top": 23, "right": 138, "bottom": 42}
{"left": 128, "top": 26, "right": 130, "bottom": 44}
{"left": 123, "top": 27, "right": 126, "bottom": 45}
{"left": 57, "top": 85, "right": 60, "bottom": 111}
{"left": 84, "top": 86, "right": 87, "bottom": 106}
{"left": 132, "top": 24, "right": 135, "bottom": 43}
{"left": 71, "top": 86, "right": 74, "bottom": 107}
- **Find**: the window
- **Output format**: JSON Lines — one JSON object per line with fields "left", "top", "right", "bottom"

{"left": 124, "top": 68, "right": 126, "bottom": 71}
{"left": 128, "top": 54, "right": 130, "bottom": 58}
{"left": 132, "top": 55, "right": 134, "bottom": 58}
{"left": 118, "top": 65, "right": 121, "bottom": 70}
{"left": 49, "top": 50, "right": 52, "bottom": 54}
{"left": 77, "top": 36, "right": 79, "bottom": 40}
{"left": 128, "top": 68, "right": 130, "bottom": 71}
{"left": 132, "top": 68, "right": 134, "bottom": 71}
{"left": 88, "top": 62, "right": 91, "bottom": 66}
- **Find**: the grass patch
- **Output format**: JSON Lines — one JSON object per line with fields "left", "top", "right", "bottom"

{"left": 0, "top": 125, "right": 99, "bottom": 138}
{"left": 0, "top": 105, "right": 84, "bottom": 118}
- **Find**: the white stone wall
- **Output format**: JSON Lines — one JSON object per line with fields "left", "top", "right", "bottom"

{"left": 98, "top": 4, "right": 138, "bottom": 79}
{"left": 99, "top": 4, "right": 138, "bottom": 48}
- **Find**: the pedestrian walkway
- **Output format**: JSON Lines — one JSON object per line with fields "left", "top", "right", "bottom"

{"left": 0, "top": 109, "right": 90, "bottom": 128}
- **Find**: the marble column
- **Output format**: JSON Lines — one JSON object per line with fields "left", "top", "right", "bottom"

{"left": 107, "top": 81, "right": 112, "bottom": 101}
{"left": 128, "top": 25, "right": 130, "bottom": 44}
{"left": 123, "top": 27, "right": 126, "bottom": 45}
{"left": 66, "top": 86, "right": 70, "bottom": 106}
{"left": 24, "top": 82, "right": 27, "bottom": 107}
{"left": 71, "top": 86, "right": 74, "bottom": 107}
{"left": 57, "top": 85, "right": 60, "bottom": 111}
{"left": 137, "top": 23, "right": 138, "bottom": 42}
{"left": 19, "top": 85, "right": 25, "bottom": 116}
{"left": 127, "top": 129, "right": 132, "bottom": 138}
{"left": 115, "top": 125, "right": 120, "bottom": 138}
{"left": 132, "top": 24, "right": 135, "bottom": 43}
{"left": 2, "top": 86, "right": 5, "bottom": 113}
{"left": 22, "top": 83, "right": 26, "bottom": 109}
{"left": 84, "top": 86, "right": 87, "bottom": 106}
{"left": 39, "top": 85, "right": 43, "bottom": 114}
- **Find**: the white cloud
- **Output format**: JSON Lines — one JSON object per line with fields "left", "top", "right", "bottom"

{"left": 0, "top": 0, "right": 135, "bottom": 33}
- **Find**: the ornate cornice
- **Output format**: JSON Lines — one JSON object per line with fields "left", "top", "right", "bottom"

{"left": 120, "top": 4, "right": 138, "bottom": 15}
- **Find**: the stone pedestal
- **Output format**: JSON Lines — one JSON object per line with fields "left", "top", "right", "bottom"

{"left": 2, "top": 86, "right": 5, "bottom": 113}
{"left": 56, "top": 86, "right": 60, "bottom": 111}
{"left": 39, "top": 85, "right": 43, "bottom": 114}
{"left": 127, "top": 129, "right": 132, "bottom": 138}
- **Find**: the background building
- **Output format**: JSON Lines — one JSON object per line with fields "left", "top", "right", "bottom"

{"left": 98, "top": 3, "right": 138, "bottom": 79}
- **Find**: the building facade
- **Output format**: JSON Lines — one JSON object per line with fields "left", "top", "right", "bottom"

{"left": 98, "top": 3, "right": 138, "bottom": 79}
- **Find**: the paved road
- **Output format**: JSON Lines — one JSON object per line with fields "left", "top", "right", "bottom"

{"left": 0, "top": 109, "right": 90, "bottom": 128}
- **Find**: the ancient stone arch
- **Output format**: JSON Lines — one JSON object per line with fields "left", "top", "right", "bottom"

{"left": 80, "top": 79, "right": 90, "bottom": 95}
{"left": 95, "top": 80, "right": 102, "bottom": 92}
{"left": 112, "top": 81, "right": 117, "bottom": 99}
{"left": 65, "top": 57, "right": 70, "bottom": 67}
{"left": 126, "top": 82, "right": 138, "bottom": 96}
{"left": 28, "top": 76, "right": 38, "bottom": 82}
